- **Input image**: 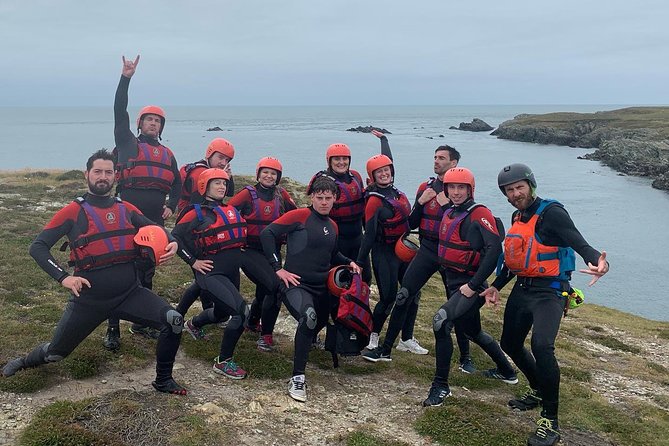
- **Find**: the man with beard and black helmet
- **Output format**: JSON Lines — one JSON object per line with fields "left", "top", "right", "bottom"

{"left": 228, "top": 157, "right": 297, "bottom": 352}
{"left": 481, "top": 163, "right": 609, "bottom": 446}
{"left": 2, "top": 150, "right": 186, "bottom": 396}
{"left": 421, "top": 167, "right": 517, "bottom": 407}
{"left": 105, "top": 55, "right": 182, "bottom": 349}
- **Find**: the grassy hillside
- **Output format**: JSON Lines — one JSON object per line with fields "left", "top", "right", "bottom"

{"left": 1, "top": 170, "right": 668, "bottom": 446}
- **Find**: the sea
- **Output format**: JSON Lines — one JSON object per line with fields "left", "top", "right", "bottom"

{"left": 0, "top": 105, "right": 667, "bottom": 322}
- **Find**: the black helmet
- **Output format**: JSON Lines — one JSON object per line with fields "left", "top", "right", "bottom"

{"left": 497, "top": 163, "right": 537, "bottom": 194}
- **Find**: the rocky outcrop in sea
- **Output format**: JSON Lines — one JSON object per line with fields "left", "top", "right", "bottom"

{"left": 449, "top": 118, "right": 493, "bottom": 132}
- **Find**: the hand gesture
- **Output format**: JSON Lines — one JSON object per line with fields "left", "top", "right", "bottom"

{"left": 370, "top": 129, "right": 386, "bottom": 139}
{"left": 349, "top": 262, "right": 362, "bottom": 275}
{"left": 436, "top": 191, "right": 450, "bottom": 207}
{"left": 479, "top": 286, "right": 500, "bottom": 307}
{"left": 162, "top": 206, "right": 174, "bottom": 220}
{"left": 418, "top": 188, "right": 437, "bottom": 205}
{"left": 276, "top": 268, "right": 301, "bottom": 288}
{"left": 459, "top": 283, "right": 475, "bottom": 298}
{"left": 579, "top": 251, "right": 609, "bottom": 286}
{"left": 62, "top": 275, "right": 91, "bottom": 297}
{"left": 122, "top": 55, "right": 140, "bottom": 78}
{"left": 192, "top": 259, "right": 214, "bottom": 274}
{"left": 158, "top": 241, "right": 178, "bottom": 265}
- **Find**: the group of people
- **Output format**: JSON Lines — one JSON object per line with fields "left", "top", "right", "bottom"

{"left": 1, "top": 56, "right": 609, "bottom": 446}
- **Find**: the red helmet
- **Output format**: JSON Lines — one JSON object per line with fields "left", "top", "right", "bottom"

{"left": 395, "top": 234, "right": 419, "bottom": 263}
{"left": 326, "top": 143, "right": 351, "bottom": 166}
{"left": 136, "top": 105, "right": 166, "bottom": 137}
{"left": 256, "top": 156, "right": 283, "bottom": 184}
{"left": 443, "top": 167, "right": 475, "bottom": 199}
{"left": 134, "top": 225, "right": 169, "bottom": 265}
{"left": 365, "top": 154, "right": 394, "bottom": 183}
{"left": 205, "top": 138, "right": 235, "bottom": 161}
{"left": 197, "top": 168, "right": 230, "bottom": 195}
{"left": 327, "top": 266, "right": 353, "bottom": 297}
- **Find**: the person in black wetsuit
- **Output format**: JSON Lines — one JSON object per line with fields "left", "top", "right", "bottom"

{"left": 421, "top": 167, "right": 517, "bottom": 407}
{"left": 260, "top": 176, "right": 360, "bottom": 402}
{"left": 356, "top": 131, "right": 426, "bottom": 354}
{"left": 172, "top": 168, "right": 249, "bottom": 380}
{"left": 105, "top": 55, "right": 182, "bottom": 349}
{"left": 175, "top": 138, "right": 237, "bottom": 322}
{"left": 2, "top": 150, "right": 186, "bottom": 395}
{"left": 480, "top": 163, "right": 609, "bottom": 446}
{"left": 228, "top": 157, "right": 297, "bottom": 352}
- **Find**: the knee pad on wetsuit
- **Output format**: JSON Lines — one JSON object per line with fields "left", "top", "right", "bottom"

{"left": 164, "top": 309, "right": 184, "bottom": 335}
{"left": 395, "top": 287, "right": 410, "bottom": 306}
{"left": 228, "top": 302, "right": 249, "bottom": 331}
{"left": 433, "top": 308, "right": 453, "bottom": 334}
{"left": 297, "top": 306, "right": 317, "bottom": 335}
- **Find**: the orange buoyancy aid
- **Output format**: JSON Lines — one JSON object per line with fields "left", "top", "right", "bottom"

{"left": 418, "top": 178, "right": 443, "bottom": 241}
{"left": 117, "top": 141, "right": 176, "bottom": 193}
{"left": 192, "top": 204, "right": 247, "bottom": 255}
{"left": 177, "top": 159, "right": 208, "bottom": 211}
{"left": 437, "top": 203, "right": 483, "bottom": 275}
{"left": 367, "top": 188, "right": 411, "bottom": 244}
{"left": 504, "top": 199, "right": 575, "bottom": 280}
{"left": 68, "top": 197, "right": 138, "bottom": 271}
{"left": 243, "top": 185, "right": 284, "bottom": 247}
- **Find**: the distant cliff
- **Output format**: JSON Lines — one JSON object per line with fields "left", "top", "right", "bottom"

{"left": 491, "top": 107, "right": 669, "bottom": 191}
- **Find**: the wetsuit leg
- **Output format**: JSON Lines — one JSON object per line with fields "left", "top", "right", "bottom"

{"left": 282, "top": 287, "right": 319, "bottom": 376}
{"left": 439, "top": 268, "right": 471, "bottom": 360}
{"left": 381, "top": 247, "right": 437, "bottom": 352}
{"left": 176, "top": 281, "right": 213, "bottom": 315}
{"left": 197, "top": 273, "right": 248, "bottom": 360}
{"left": 241, "top": 248, "right": 282, "bottom": 334}
{"left": 370, "top": 243, "right": 402, "bottom": 334}
{"left": 339, "top": 233, "right": 371, "bottom": 284}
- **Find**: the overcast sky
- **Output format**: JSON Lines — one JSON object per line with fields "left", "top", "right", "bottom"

{"left": 1, "top": 0, "right": 667, "bottom": 106}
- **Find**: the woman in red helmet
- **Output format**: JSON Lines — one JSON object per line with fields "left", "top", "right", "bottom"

{"left": 227, "top": 157, "right": 297, "bottom": 352}
{"left": 422, "top": 167, "right": 517, "bottom": 407}
{"left": 106, "top": 55, "right": 183, "bottom": 349}
{"left": 356, "top": 131, "right": 421, "bottom": 354}
{"left": 172, "top": 168, "right": 249, "bottom": 380}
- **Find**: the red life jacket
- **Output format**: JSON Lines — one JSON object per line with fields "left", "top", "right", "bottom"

{"left": 117, "top": 141, "right": 176, "bottom": 193}
{"left": 331, "top": 171, "right": 365, "bottom": 223}
{"left": 192, "top": 203, "right": 247, "bottom": 255}
{"left": 336, "top": 273, "right": 373, "bottom": 336}
{"left": 437, "top": 202, "right": 484, "bottom": 275}
{"left": 366, "top": 187, "right": 411, "bottom": 244}
{"left": 68, "top": 197, "right": 138, "bottom": 271}
{"left": 504, "top": 199, "right": 576, "bottom": 280}
{"left": 242, "top": 185, "right": 284, "bottom": 247}
{"left": 418, "top": 178, "right": 444, "bottom": 241}
{"left": 177, "top": 160, "right": 208, "bottom": 212}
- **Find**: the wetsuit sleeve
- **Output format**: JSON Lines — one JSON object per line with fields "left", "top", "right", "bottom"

{"left": 113, "top": 75, "right": 137, "bottom": 162}
{"left": 166, "top": 156, "right": 181, "bottom": 211}
{"left": 539, "top": 205, "right": 602, "bottom": 266}
{"left": 171, "top": 211, "right": 199, "bottom": 265}
{"left": 29, "top": 204, "right": 79, "bottom": 283}
{"left": 356, "top": 197, "right": 385, "bottom": 264}
{"left": 330, "top": 221, "right": 352, "bottom": 265}
{"left": 227, "top": 189, "right": 253, "bottom": 216}
{"left": 260, "top": 210, "right": 305, "bottom": 270}
{"left": 280, "top": 189, "right": 298, "bottom": 211}
{"left": 408, "top": 183, "right": 428, "bottom": 229}
{"left": 491, "top": 213, "right": 519, "bottom": 290}
{"left": 466, "top": 207, "right": 503, "bottom": 290}
{"left": 226, "top": 176, "right": 235, "bottom": 197}
{"left": 379, "top": 135, "right": 392, "bottom": 160}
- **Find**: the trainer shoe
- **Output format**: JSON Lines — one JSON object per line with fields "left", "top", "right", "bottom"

{"left": 102, "top": 326, "right": 121, "bottom": 351}
{"left": 245, "top": 318, "right": 262, "bottom": 334}
{"left": 129, "top": 324, "right": 160, "bottom": 339}
{"left": 422, "top": 384, "right": 451, "bottom": 407}
{"left": 482, "top": 368, "right": 519, "bottom": 384}
{"left": 288, "top": 374, "right": 307, "bottom": 402}
{"left": 217, "top": 315, "right": 232, "bottom": 329}
{"left": 366, "top": 332, "right": 379, "bottom": 350}
{"left": 361, "top": 347, "right": 392, "bottom": 363}
{"left": 396, "top": 337, "right": 429, "bottom": 355}
{"left": 458, "top": 356, "right": 476, "bottom": 374}
{"left": 213, "top": 356, "right": 247, "bottom": 380}
{"left": 509, "top": 387, "right": 542, "bottom": 411}
{"left": 184, "top": 318, "right": 207, "bottom": 340}
{"left": 2, "top": 357, "right": 26, "bottom": 377}
{"left": 257, "top": 334, "right": 275, "bottom": 352}
{"left": 527, "top": 417, "right": 560, "bottom": 446}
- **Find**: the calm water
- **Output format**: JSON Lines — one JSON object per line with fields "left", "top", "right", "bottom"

{"left": 1, "top": 105, "right": 667, "bottom": 321}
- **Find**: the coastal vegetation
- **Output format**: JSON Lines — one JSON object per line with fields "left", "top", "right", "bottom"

{"left": 0, "top": 170, "right": 668, "bottom": 446}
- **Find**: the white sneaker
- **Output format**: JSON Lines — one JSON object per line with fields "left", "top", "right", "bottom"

{"left": 366, "top": 332, "right": 379, "bottom": 350}
{"left": 288, "top": 374, "right": 307, "bottom": 402}
{"left": 396, "top": 337, "right": 429, "bottom": 355}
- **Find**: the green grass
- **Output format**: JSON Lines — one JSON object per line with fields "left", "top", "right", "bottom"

{"left": 343, "top": 431, "right": 412, "bottom": 446}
